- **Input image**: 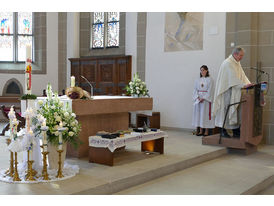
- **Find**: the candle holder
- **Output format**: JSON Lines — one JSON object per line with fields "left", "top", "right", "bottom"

{"left": 13, "top": 152, "right": 21, "bottom": 181}
{"left": 25, "top": 150, "right": 36, "bottom": 181}
{"left": 56, "top": 150, "right": 64, "bottom": 178}
{"left": 25, "top": 160, "right": 36, "bottom": 181}
{"left": 5, "top": 139, "right": 14, "bottom": 177}
{"left": 41, "top": 151, "right": 50, "bottom": 180}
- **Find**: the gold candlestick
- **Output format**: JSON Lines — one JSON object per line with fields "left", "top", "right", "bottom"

{"left": 25, "top": 150, "right": 36, "bottom": 181}
{"left": 56, "top": 150, "right": 64, "bottom": 178}
{"left": 41, "top": 151, "right": 50, "bottom": 180}
{"left": 6, "top": 139, "right": 14, "bottom": 177}
{"left": 25, "top": 160, "right": 36, "bottom": 181}
{"left": 13, "top": 152, "right": 21, "bottom": 181}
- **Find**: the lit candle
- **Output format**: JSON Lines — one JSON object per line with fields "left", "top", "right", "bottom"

{"left": 71, "top": 76, "right": 75, "bottom": 87}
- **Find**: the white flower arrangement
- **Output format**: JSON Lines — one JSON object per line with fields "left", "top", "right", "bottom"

{"left": 125, "top": 73, "right": 149, "bottom": 97}
{"left": 34, "top": 83, "right": 81, "bottom": 148}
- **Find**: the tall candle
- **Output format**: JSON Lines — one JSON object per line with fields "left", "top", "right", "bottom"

{"left": 25, "top": 44, "right": 32, "bottom": 94}
{"left": 59, "top": 121, "right": 63, "bottom": 128}
{"left": 26, "top": 44, "right": 31, "bottom": 60}
{"left": 42, "top": 120, "right": 46, "bottom": 127}
{"left": 58, "top": 133, "right": 63, "bottom": 150}
{"left": 71, "top": 76, "right": 75, "bottom": 87}
{"left": 29, "top": 129, "right": 33, "bottom": 161}
{"left": 43, "top": 131, "right": 48, "bottom": 152}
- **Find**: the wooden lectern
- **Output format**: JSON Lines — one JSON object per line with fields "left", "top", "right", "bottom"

{"left": 202, "top": 83, "right": 266, "bottom": 154}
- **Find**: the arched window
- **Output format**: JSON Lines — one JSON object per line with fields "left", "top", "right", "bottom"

{"left": 0, "top": 12, "right": 33, "bottom": 62}
{"left": 90, "top": 12, "right": 120, "bottom": 49}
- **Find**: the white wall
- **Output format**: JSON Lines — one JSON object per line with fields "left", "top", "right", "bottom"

{"left": 146, "top": 12, "right": 226, "bottom": 129}
{"left": 0, "top": 12, "right": 59, "bottom": 96}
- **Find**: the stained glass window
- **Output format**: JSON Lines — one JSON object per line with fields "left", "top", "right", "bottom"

{"left": 107, "top": 22, "right": 119, "bottom": 47}
{"left": 94, "top": 12, "right": 104, "bottom": 24}
{"left": 107, "top": 12, "right": 119, "bottom": 22}
{"left": 18, "top": 36, "right": 32, "bottom": 62}
{"left": 18, "top": 12, "right": 32, "bottom": 35}
{"left": 91, "top": 12, "right": 120, "bottom": 49}
{"left": 0, "top": 12, "right": 33, "bottom": 62}
{"left": 92, "top": 24, "right": 104, "bottom": 48}
{"left": 0, "top": 12, "right": 13, "bottom": 34}
{"left": 0, "top": 35, "right": 13, "bottom": 61}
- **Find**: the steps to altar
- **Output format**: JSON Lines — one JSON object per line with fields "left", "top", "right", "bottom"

{"left": 1, "top": 128, "right": 274, "bottom": 195}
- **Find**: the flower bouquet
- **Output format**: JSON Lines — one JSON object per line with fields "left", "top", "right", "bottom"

{"left": 125, "top": 73, "right": 149, "bottom": 97}
{"left": 35, "top": 84, "right": 81, "bottom": 148}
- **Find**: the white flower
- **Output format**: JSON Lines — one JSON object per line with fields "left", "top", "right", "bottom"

{"left": 64, "top": 112, "right": 69, "bottom": 117}
{"left": 54, "top": 131, "right": 59, "bottom": 136}
{"left": 55, "top": 116, "right": 61, "bottom": 122}
{"left": 38, "top": 100, "right": 44, "bottom": 106}
{"left": 71, "top": 121, "right": 75, "bottom": 126}
{"left": 59, "top": 101, "right": 64, "bottom": 107}
{"left": 73, "top": 127, "right": 77, "bottom": 132}
{"left": 137, "top": 90, "right": 140, "bottom": 94}
{"left": 72, "top": 113, "right": 76, "bottom": 118}
{"left": 75, "top": 120, "right": 78, "bottom": 124}
{"left": 69, "top": 131, "right": 74, "bottom": 137}
{"left": 51, "top": 106, "right": 56, "bottom": 110}
{"left": 129, "top": 82, "right": 133, "bottom": 85}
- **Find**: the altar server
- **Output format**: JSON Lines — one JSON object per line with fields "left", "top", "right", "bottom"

{"left": 212, "top": 47, "right": 252, "bottom": 138}
{"left": 192, "top": 65, "right": 215, "bottom": 136}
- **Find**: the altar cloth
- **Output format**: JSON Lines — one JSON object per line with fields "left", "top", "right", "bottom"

{"left": 89, "top": 131, "right": 168, "bottom": 152}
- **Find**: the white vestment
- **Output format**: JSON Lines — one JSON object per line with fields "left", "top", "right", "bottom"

{"left": 192, "top": 77, "right": 215, "bottom": 128}
{"left": 213, "top": 55, "right": 250, "bottom": 128}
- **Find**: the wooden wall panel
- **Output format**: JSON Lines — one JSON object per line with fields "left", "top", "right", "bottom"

{"left": 69, "top": 56, "right": 132, "bottom": 96}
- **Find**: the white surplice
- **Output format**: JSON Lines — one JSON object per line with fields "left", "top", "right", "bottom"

{"left": 192, "top": 76, "right": 215, "bottom": 128}
{"left": 213, "top": 55, "right": 250, "bottom": 128}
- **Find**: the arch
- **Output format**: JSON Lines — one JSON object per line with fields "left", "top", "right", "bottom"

{"left": 2, "top": 78, "right": 23, "bottom": 96}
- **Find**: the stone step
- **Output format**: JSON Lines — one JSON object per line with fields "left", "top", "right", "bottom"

{"left": 115, "top": 145, "right": 274, "bottom": 195}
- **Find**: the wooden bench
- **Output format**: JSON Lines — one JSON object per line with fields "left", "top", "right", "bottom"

{"left": 88, "top": 131, "right": 167, "bottom": 166}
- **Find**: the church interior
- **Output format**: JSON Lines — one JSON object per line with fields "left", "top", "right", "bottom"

{"left": 1, "top": 10, "right": 274, "bottom": 198}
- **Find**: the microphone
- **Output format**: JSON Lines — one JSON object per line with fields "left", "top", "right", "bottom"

{"left": 81, "top": 75, "right": 93, "bottom": 96}
{"left": 249, "top": 67, "right": 268, "bottom": 74}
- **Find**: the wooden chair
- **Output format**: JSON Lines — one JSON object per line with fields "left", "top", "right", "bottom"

{"left": 0, "top": 105, "right": 25, "bottom": 136}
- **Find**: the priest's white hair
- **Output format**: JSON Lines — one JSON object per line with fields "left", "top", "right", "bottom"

{"left": 232, "top": 46, "right": 245, "bottom": 55}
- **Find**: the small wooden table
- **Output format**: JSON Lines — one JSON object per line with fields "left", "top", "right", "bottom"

{"left": 88, "top": 131, "right": 168, "bottom": 166}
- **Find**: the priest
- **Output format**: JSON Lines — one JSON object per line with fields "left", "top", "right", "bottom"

{"left": 212, "top": 47, "right": 253, "bottom": 138}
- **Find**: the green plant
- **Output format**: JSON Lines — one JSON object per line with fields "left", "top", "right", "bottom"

{"left": 20, "top": 94, "right": 37, "bottom": 100}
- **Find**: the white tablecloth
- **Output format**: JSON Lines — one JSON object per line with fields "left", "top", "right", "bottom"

{"left": 89, "top": 131, "right": 168, "bottom": 152}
